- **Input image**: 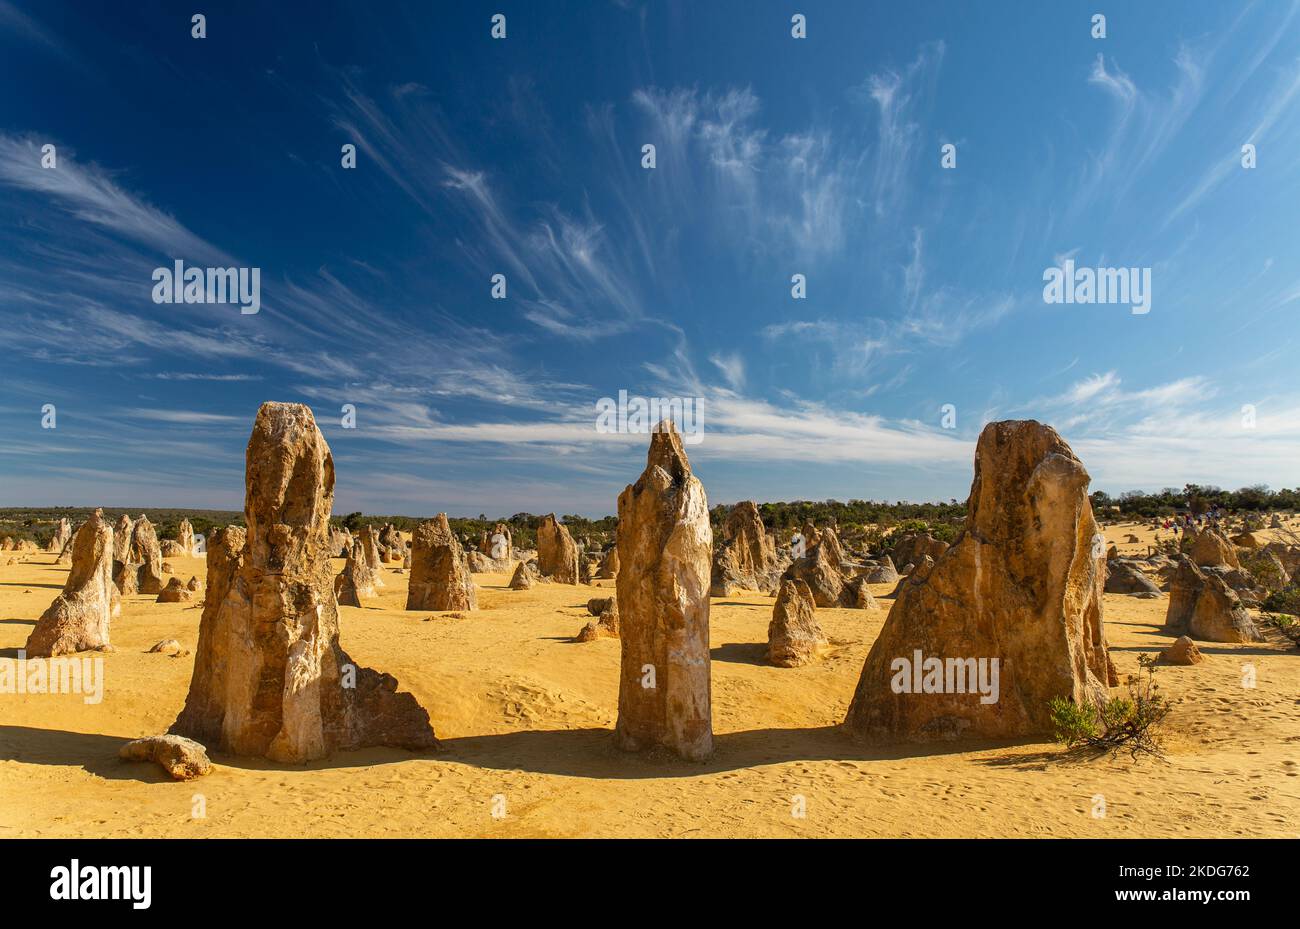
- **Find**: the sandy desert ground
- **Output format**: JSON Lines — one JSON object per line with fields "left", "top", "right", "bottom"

{"left": 1, "top": 519, "right": 1298, "bottom": 838}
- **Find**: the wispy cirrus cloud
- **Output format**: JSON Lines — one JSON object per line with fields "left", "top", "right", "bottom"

{"left": 120, "top": 409, "right": 244, "bottom": 425}
{"left": 1074, "top": 46, "right": 1207, "bottom": 219}
{"left": 0, "top": 134, "right": 228, "bottom": 263}
{"left": 1034, "top": 370, "right": 1216, "bottom": 429}
{"left": 1165, "top": 57, "right": 1300, "bottom": 225}
{"left": 859, "top": 41, "right": 945, "bottom": 219}
{"left": 632, "top": 85, "right": 856, "bottom": 262}
{"left": 0, "top": 0, "right": 76, "bottom": 62}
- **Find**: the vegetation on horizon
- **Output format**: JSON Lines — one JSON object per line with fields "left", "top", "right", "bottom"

{"left": 1091, "top": 484, "right": 1300, "bottom": 518}
{"left": 3, "top": 481, "right": 1295, "bottom": 551}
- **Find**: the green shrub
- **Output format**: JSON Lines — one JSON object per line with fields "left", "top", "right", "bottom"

{"left": 1049, "top": 654, "right": 1171, "bottom": 758}
{"left": 1242, "top": 551, "right": 1286, "bottom": 592}
{"left": 1261, "top": 611, "right": 1300, "bottom": 649}
{"left": 1047, "top": 697, "right": 1100, "bottom": 746}
{"left": 1262, "top": 586, "right": 1300, "bottom": 617}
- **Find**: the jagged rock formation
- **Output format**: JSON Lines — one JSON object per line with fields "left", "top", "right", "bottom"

{"left": 178, "top": 518, "right": 196, "bottom": 556}
{"left": 709, "top": 545, "right": 744, "bottom": 597}
{"left": 120, "top": 734, "right": 212, "bottom": 780}
{"left": 112, "top": 514, "right": 133, "bottom": 563}
{"left": 55, "top": 529, "right": 75, "bottom": 565}
{"left": 1160, "top": 635, "right": 1204, "bottom": 665}
{"left": 782, "top": 536, "right": 859, "bottom": 608}
{"left": 156, "top": 577, "right": 194, "bottom": 603}
{"left": 25, "top": 509, "right": 120, "bottom": 657}
{"left": 537, "top": 514, "right": 579, "bottom": 584}
{"left": 891, "top": 533, "right": 950, "bottom": 572}
{"left": 844, "top": 421, "right": 1117, "bottom": 743}
{"left": 334, "top": 554, "right": 366, "bottom": 607}
{"left": 1188, "top": 528, "right": 1241, "bottom": 569}
{"left": 818, "top": 526, "right": 847, "bottom": 568}
{"left": 842, "top": 575, "right": 878, "bottom": 609}
{"left": 614, "top": 423, "right": 713, "bottom": 761}
{"left": 406, "top": 513, "right": 477, "bottom": 612}
{"left": 1165, "top": 556, "right": 1262, "bottom": 643}
{"left": 508, "top": 561, "right": 535, "bottom": 590}
{"left": 711, "top": 501, "right": 778, "bottom": 595}
{"left": 45, "top": 517, "right": 72, "bottom": 553}
{"left": 1263, "top": 541, "right": 1300, "bottom": 577}
{"left": 767, "top": 579, "right": 825, "bottom": 667}
{"left": 1251, "top": 549, "right": 1291, "bottom": 591}
{"left": 887, "top": 555, "right": 934, "bottom": 598}
{"left": 113, "top": 560, "right": 139, "bottom": 595}
{"left": 378, "top": 524, "right": 402, "bottom": 559}
{"left": 117, "top": 515, "right": 166, "bottom": 595}
{"left": 358, "top": 526, "right": 385, "bottom": 587}
{"left": 465, "top": 550, "right": 494, "bottom": 573}
{"left": 111, "top": 514, "right": 165, "bottom": 595}
{"left": 861, "top": 555, "right": 899, "bottom": 584}
{"left": 1105, "top": 560, "right": 1163, "bottom": 597}
{"left": 171, "top": 402, "right": 437, "bottom": 763}
{"left": 481, "top": 523, "right": 513, "bottom": 562}
{"left": 597, "top": 546, "right": 620, "bottom": 579}
{"left": 577, "top": 600, "right": 620, "bottom": 642}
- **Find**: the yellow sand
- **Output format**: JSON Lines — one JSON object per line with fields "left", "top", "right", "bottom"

{"left": 1, "top": 519, "right": 1297, "bottom": 838}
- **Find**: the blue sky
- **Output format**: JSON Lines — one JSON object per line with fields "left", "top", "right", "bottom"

{"left": 2, "top": 0, "right": 1298, "bottom": 516}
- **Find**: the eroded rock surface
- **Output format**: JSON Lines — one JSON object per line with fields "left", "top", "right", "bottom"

{"left": 26, "top": 509, "right": 120, "bottom": 657}
{"left": 537, "top": 514, "right": 579, "bottom": 584}
{"left": 767, "top": 579, "right": 825, "bottom": 667}
{"left": 171, "top": 402, "right": 437, "bottom": 762}
{"left": 844, "top": 421, "right": 1116, "bottom": 743}
{"left": 407, "top": 514, "right": 477, "bottom": 612}
{"left": 614, "top": 423, "right": 713, "bottom": 761}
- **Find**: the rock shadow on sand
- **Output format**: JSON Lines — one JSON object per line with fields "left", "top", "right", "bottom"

{"left": 0, "top": 725, "right": 178, "bottom": 782}
{"left": 710, "top": 642, "right": 769, "bottom": 665}
{"left": 438, "top": 725, "right": 986, "bottom": 779}
{"left": 0, "top": 724, "right": 441, "bottom": 780}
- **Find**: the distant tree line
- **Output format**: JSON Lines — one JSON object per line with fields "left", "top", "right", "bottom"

{"left": 7, "top": 485, "right": 1293, "bottom": 551}
{"left": 0, "top": 507, "right": 243, "bottom": 547}
{"left": 332, "top": 511, "right": 619, "bottom": 552}
{"left": 1090, "top": 484, "right": 1299, "bottom": 519}
{"left": 728, "top": 499, "right": 967, "bottom": 535}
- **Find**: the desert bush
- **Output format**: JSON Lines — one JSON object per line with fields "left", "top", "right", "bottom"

{"left": 1261, "top": 586, "right": 1300, "bottom": 617}
{"left": 1242, "top": 550, "right": 1287, "bottom": 592}
{"left": 885, "top": 519, "right": 962, "bottom": 549}
{"left": 1046, "top": 697, "right": 1100, "bottom": 745}
{"left": 1049, "top": 655, "right": 1171, "bottom": 758}
{"left": 1261, "top": 612, "right": 1300, "bottom": 649}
